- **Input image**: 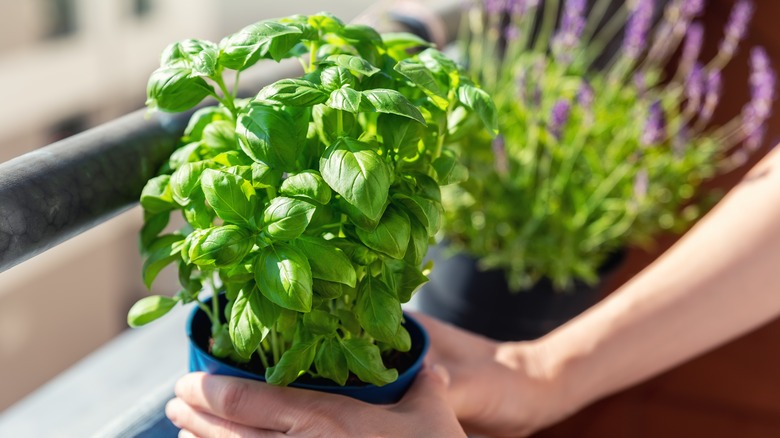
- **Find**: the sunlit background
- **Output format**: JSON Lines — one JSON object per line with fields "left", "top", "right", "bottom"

{"left": 0, "top": 0, "right": 382, "bottom": 411}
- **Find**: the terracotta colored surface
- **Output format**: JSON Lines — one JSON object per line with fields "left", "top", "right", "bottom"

{"left": 536, "top": 1, "right": 780, "bottom": 436}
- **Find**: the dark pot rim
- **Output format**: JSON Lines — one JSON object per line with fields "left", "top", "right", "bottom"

{"left": 186, "top": 294, "right": 430, "bottom": 395}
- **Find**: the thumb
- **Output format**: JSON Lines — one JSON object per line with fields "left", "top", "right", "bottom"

{"left": 399, "top": 363, "right": 451, "bottom": 408}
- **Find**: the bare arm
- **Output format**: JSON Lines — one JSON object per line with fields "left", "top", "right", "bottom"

{"left": 538, "top": 145, "right": 780, "bottom": 416}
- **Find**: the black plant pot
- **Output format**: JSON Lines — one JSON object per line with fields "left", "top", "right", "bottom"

{"left": 417, "top": 244, "right": 624, "bottom": 341}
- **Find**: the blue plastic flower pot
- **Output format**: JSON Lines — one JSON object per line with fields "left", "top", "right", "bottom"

{"left": 186, "top": 295, "right": 429, "bottom": 404}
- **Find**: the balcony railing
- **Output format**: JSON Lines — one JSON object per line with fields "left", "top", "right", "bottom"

{"left": 0, "top": 1, "right": 461, "bottom": 436}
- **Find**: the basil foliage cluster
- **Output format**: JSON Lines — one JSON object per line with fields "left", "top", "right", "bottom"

{"left": 128, "top": 12, "right": 497, "bottom": 387}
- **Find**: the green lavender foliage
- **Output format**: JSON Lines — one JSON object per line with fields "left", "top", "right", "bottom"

{"left": 443, "top": 0, "right": 773, "bottom": 290}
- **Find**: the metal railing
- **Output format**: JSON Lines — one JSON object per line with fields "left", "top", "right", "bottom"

{"left": 0, "top": 0, "right": 462, "bottom": 275}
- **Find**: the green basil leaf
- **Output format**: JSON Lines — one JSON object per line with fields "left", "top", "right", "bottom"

{"left": 291, "top": 236, "right": 357, "bottom": 287}
{"left": 376, "top": 114, "right": 423, "bottom": 158}
{"left": 355, "top": 275, "right": 402, "bottom": 343}
{"left": 211, "top": 323, "right": 243, "bottom": 361}
{"left": 457, "top": 83, "right": 499, "bottom": 136}
{"left": 326, "top": 54, "right": 380, "bottom": 77}
{"left": 170, "top": 162, "right": 207, "bottom": 206}
{"left": 255, "top": 244, "right": 313, "bottom": 312}
{"left": 338, "top": 197, "right": 379, "bottom": 231}
{"left": 212, "top": 151, "right": 253, "bottom": 168}
{"left": 146, "top": 67, "right": 214, "bottom": 113}
{"left": 201, "top": 169, "right": 257, "bottom": 227}
{"left": 127, "top": 295, "right": 178, "bottom": 328}
{"left": 394, "top": 194, "right": 441, "bottom": 237}
{"left": 252, "top": 162, "right": 283, "bottom": 189}
{"left": 394, "top": 59, "right": 449, "bottom": 110}
{"left": 307, "top": 12, "right": 345, "bottom": 33}
{"left": 413, "top": 173, "right": 442, "bottom": 202}
{"left": 140, "top": 175, "right": 176, "bottom": 213}
{"left": 312, "top": 105, "right": 357, "bottom": 144}
{"left": 142, "top": 235, "right": 184, "bottom": 289}
{"left": 313, "top": 279, "right": 345, "bottom": 300}
{"left": 219, "top": 21, "right": 302, "bottom": 70}
{"left": 202, "top": 120, "right": 237, "bottom": 152}
{"left": 341, "top": 338, "right": 398, "bottom": 386}
{"left": 404, "top": 216, "right": 428, "bottom": 267}
{"left": 325, "top": 87, "right": 362, "bottom": 114}
{"left": 140, "top": 212, "right": 170, "bottom": 254}
{"left": 280, "top": 170, "right": 332, "bottom": 204}
{"left": 182, "top": 189, "right": 214, "bottom": 229}
{"left": 320, "top": 66, "right": 355, "bottom": 90}
{"left": 303, "top": 309, "right": 339, "bottom": 336}
{"left": 177, "top": 261, "right": 202, "bottom": 296}
{"left": 361, "top": 89, "right": 426, "bottom": 125}
{"left": 387, "top": 324, "right": 412, "bottom": 352}
{"left": 160, "top": 39, "right": 218, "bottom": 73}
{"left": 381, "top": 32, "right": 433, "bottom": 60}
{"left": 237, "top": 105, "right": 303, "bottom": 171}
{"left": 432, "top": 149, "right": 469, "bottom": 185}
{"left": 397, "top": 262, "right": 428, "bottom": 303}
{"left": 341, "top": 24, "right": 383, "bottom": 63}
{"left": 320, "top": 137, "right": 391, "bottom": 222}
{"left": 256, "top": 78, "right": 329, "bottom": 106}
{"left": 356, "top": 205, "right": 410, "bottom": 259}
{"left": 229, "top": 286, "right": 271, "bottom": 360}
{"left": 188, "top": 225, "right": 252, "bottom": 267}
{"left": 314, "top": 337, "right": 348, "bottom": 386}
{"left": 183, "top": 106, "right": 232, "bottom": 141}
{"left": 417, "top": 47, "right": 458, "bottom": 77}
{"left": 169, "top": 142, "right": 203, "bottom": 170}
{"left": 262, "top": 197, "right": 316, "bottom": 241}
{"left": 266, "top": 336, "right": 320, "bottom": 386}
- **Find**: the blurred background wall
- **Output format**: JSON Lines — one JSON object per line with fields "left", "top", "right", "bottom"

{"left": 0, "top": 0, "right": 379, "bottom": 411}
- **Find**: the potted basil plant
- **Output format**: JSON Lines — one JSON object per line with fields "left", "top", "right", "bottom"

{"left": 127, "top": 12, "right": 497, "bottom": 404}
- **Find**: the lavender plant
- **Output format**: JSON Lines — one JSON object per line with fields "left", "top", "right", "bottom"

{"left": 444, "top": 0, "right": 775, "bottom": 290}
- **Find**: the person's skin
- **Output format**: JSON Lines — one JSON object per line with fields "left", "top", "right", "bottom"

{"left": 166, "top": 364, "right": 466, "bottom": 437}
{"left": 168, "top": 145, "right": 780, "bottom": 437}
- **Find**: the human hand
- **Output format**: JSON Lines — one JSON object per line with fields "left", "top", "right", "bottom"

{"left": 414, "top": 313, "right": 572, "bottom": 437}
{"left": 166, "top": 365, "right": 465, "bottom": 437}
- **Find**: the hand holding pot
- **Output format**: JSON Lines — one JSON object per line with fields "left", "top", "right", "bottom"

{"left": 415, "top": 313, "right": 573, "bottom": 437}
{"left": 166, "top": 367, "right": 465, "bottom": 437}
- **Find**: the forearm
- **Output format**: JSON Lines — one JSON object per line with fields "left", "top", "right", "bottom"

{"left": 538, "top": 147, "right": 780, "bottom": 414}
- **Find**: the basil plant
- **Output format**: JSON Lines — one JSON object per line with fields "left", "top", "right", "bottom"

{"left": 128, "top": 12, "right": 497, "bottom": 387}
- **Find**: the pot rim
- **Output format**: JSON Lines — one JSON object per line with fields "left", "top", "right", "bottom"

{"left": 186, "top": 294, "right": 430, "bottom": 393}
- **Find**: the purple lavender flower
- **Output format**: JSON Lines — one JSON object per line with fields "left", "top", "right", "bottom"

{"left": 484, "top": 0, "right": 507, "bottom": 15}
{"left": 741, "top": 47, "right": 775, "bottom": 133}
{"left": 623, "top": 0, "right": 655, "bottom": 60}
{"left": 679, "top": 23, "right": 704, "bottom": 78}
{"left": 680, "top": 0, "right": 705, "bottom": 19}
{"left": 515, "top": 68, "right": 527, "bottom": 102}
{"left": 700, "top": 69, "right": 722, "bottom": 123}
{"left": 718, "top": 0, "right": 754, "bottom": 59}
{"left": 633, "top": 71, "right": 647, "bottom": 96}
{"left": 549, "top": 100, "right": 571, "bottom": 139}
{"left": 642, "top": 101, "right": 666, "bottom": 146}
{"left": 577, "top": 80, "right": 594, "bottom": 109}
{"left": 508, "top": 0, "right": 534, "bottom": 16}
{"left": 685, "top": 63, "right": 704, "bottom": 113}
{"left": 492, "top": 135, "right": 510, "bottom": 175}
{"left": 552, "top": 0, "right": 586, "bottom": 64}
{"left": 744, "top": 124, "right": 766, "bottom": 152}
